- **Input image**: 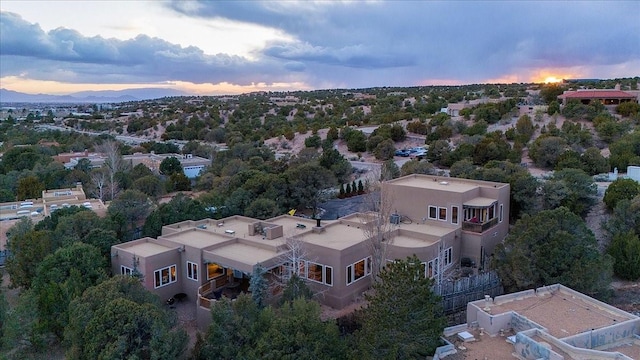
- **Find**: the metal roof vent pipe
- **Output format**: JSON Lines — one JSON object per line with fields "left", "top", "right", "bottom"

{"left": 316, "top": 218, "right": 321, "bottom": 228}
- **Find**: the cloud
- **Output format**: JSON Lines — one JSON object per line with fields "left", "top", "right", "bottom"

{"left": 2, "top": 1, "right": 639, "bottom": 93}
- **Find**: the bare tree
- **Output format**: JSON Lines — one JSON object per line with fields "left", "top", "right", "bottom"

{"left": 359, "top": 171, "right": 398, "bottom": 282}
{"left": 277, "top": 229, "right": 311, "bottom": 283}
{"left": 90, "top": 168, "right": 108, "bottom": 201}
{"left": 97, "top": 140, "right": 123, "bottom": 200}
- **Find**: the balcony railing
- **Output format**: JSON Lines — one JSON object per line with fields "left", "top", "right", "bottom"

{"left": 462, "top": 217, "right": 498, "bottom": 233}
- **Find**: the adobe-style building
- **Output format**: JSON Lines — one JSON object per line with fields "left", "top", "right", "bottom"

{"left": 0, "top": 183, "right": 107, "bottom": 221}
{"left": 557, "top": 89, "right": 637, "bottom": 106}
{"left": 111, "top": 174, "right": 510, "bottom": 330}
{"left": 438, "top": 284, "right": 640, "bottom": 359}
{"left": 61, "top": 152, "right": 210, "bottom": 179}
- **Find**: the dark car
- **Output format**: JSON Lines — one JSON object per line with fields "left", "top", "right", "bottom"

{"left": 395, "top": 149, "right": 410, "bottom": 157}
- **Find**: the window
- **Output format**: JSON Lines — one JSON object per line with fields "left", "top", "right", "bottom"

{"left": 346, "top": 257, "right": 372, "bottom": 285}
{"left": 207, "top": 263, "right": 226, "bottom": 280}
{"left": 439, "top": 207, "right": 447, "bottom": 221}
{"left": 154, "top": 265, "right": 177, "bottom": 288}
{"left": 499, "top": 204, "right": 504, "bottom": 223}
{"left": 428, "top": 206, "right": 437, "bottom": 219}
{"left": 451, "top": 206, "right": 459, "bottom": 224}
{"left": 443, "top": 247, "right": 453, "bottom": 267}
{"left": 187, "top": 261, "right": 198, "bottom": 281}
{"left": 305, "top": 261, "right": 333, "bottom": 286}
{"left": 427, "top": 258, "right": 439, "bottom": 278}
{"left": 121, "top": 265, "right": 133, "bottom": 275}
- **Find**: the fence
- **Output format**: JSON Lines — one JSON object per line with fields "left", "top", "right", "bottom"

{"left": 434, "top": 270, "right": 503, "bottom": 325}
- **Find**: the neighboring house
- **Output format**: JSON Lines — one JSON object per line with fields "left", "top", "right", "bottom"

{"left": 62, "top": 152, "right": 210, "bottom": 179}
{"left": 439, "top": 284, "right": 640, "bottom": 359}
{"left": 557, "top": 89, "right": 637, "bottom": 106}
{"left": 111, "top": 174, "right": 510, "bottom": 330}
{"left": 0, "top": 183, "right": 107, "bottom": 221}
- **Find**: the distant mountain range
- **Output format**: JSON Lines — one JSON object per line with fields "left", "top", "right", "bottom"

{"left": 0, "top": 88, "right": 189, "bottom": 104}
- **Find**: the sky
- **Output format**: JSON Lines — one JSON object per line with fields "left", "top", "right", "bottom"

{"left": 1, "top": 0, "right": 639, "bottom": 96}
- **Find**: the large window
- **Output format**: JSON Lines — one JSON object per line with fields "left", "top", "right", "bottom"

{"left": 187, "top": 261, "right": 198, "bottom": 281}
{"left": 304, "top": 261, "right": 333, "bottom": 286}
{"left": 207, "top": 263, "right": 226, "bottom": 280}
{"left": 121, "top": 265, "right": 133, "bottom": 275}
{"left": 154, "top": 265, "right": 177, "bottom": 288}
{"left": 346, "top": 257, "right": 372, "bottom": 285}
{"left": 443, "top": 247, "right": 453, "bottom": 267}
{"left": 427, "top": 258, "right": 439, "bottom": 278}
{"left": 451, "top": 206, "right": 459, "bottom": 224}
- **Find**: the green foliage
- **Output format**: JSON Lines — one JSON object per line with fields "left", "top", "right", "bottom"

{"left": 603, "top": 178, "right": 640, "bottom": 211}
{"left": 281, "top": 274, "right": 314, "bottom": 304}
{"left": 304, "top": 134, "right": 322, "bottom": 148}
{"left": 32, "top": 242, "right": 107, "bottom": 338}
{"left": 345, "top": 130, "right": 367, "bottom": 152}
{"left": 607, "top": 231, "right": 640, "bottom": 281}
{"left": 245, "top": 198, "right": 280, "bottom": 219}
{"left": 16, "top": 175, "right": 45, "bottom": 201}
{"left": 473, "top": 132, "right": 511, "bottom": 165}
{"left": 515, "top": 114, "right": 535, "bottom": 143}
{"left": 108, "top": 189, "right": 152, "bottom": 240}
{"left": 539, "top": 84, "right": 565, "bottom": 104}
{"left": 318, "top": 148, "right": 352, "bottom": 184}
{"left": 400, "top": 160, "right": 435, "bottom": 176}
{"left": 541, "top": 168, "right": 597, "bottom": 218}
{"left": 133, "top": 174, "right": 165, "bottom": 197}
{"left": 616, "top": 101, "right": 640, "bottom": 117}
{"left": 167, "top": 172, "right": 191, "bottom": 192}
{"left": 494, "top": 207, "right": 612, "bottom": 299}
{"left": 547, "top": 100, "right": 560, "bottom": 115}
{"left": 561, "top": 99, "right": 603, "bottom": 121}
{"left": 462, "top": 120, "right": 488, "bottom": 136}
{"left": 6, "top": 230, "right": 54, "bottom": 289}
{"left": 580, "top": 147, "right": 609, "bottom": 175}
{"left": 373, "top": 139, "right": 396, "bottom": 160}
{"left": 528, "top": 136, "right": 567, "bottom": 169}
{"left": 195, "top": 294, "right": 346, "bottom": 360}
{"left": 142, "top": 193, "right": 209, "bottom": 237}
{"left": 355, "top": 255, "right": 445, "bottom": 359}
{"left": 602, "top": 197, "right": 640, "bottom": 243}
{"left": 159, "top": 156, "right": 182, "bottom": 175}
{"left": 608, "top": 130, "right": 640, "bottom": 170}
{"left": 380, "top": 159, "right": 400, "bottom": 181}
{"left": 285, "top": 163, "right": 336, "bottom": 217}
{"left": 249, "top": 264, "right": 269, "bottom": 308}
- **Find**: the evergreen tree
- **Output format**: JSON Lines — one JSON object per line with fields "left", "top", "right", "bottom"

{"left": 249, "top": 263, "right": 269, "bottom": 308}
{"left": 354, "top": 255, "right": 445, "bottom": 359}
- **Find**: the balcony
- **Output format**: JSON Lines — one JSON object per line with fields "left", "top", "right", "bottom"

{"left": 462, "top": 217, "right": 498, "bottom": 233}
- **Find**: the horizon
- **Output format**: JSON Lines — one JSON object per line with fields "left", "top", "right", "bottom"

{"left": 1, "top": 1, "right": 639, "bottom": 96}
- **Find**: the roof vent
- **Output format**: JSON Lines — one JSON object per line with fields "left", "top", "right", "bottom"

{"left": 224, "top": 229, "right": 235, "bottom": 235}
{"left": 439, "top": 181, "right": 449, "bottom": 185}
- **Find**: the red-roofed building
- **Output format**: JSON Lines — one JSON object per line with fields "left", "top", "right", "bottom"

{"left": 558, "top": 89, "right": 637, "bottom": 106}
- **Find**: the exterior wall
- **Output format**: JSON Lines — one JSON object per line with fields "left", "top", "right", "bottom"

{"left": 303, "top": 239, "right": 372, "bottom": 309}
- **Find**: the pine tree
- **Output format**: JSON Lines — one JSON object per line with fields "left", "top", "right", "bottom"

{"left": 345, "top": 183, "right": 352, "bottom": 196}
{"left": 249, "top": 263, "right": 269, "bottom": 308}
{"left": 358, "top": 180, "right": 364, "bottom": 194}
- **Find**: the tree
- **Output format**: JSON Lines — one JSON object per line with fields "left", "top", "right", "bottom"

{"left": 355, "top": 255, "right": 445, "bottom": 359}
{"left": 515, "top": 114, "right": 535, "bottom": 143}
{"left": 167, "top": 172, "right": 191, "bottom": 192}
{"left": 603, "top": 178, "right": 640, "bottom": 210}
{"left": 494, "top": 207, "right": 612, "bottom": 299}
{"left": 286, "top": 163, "right": 336, "bottom": 218}
{"left": 249, "top": 264, "right": 269, "bottom": 308}
{"left": 6, "top": 230, "right": 53, "bottom": 289}
{"left": 142, "top": 193, "right": 208, "bottom": 237}
{"left": 245, "top": 198, "right": 280, "bottom": 219}
{"left": 616, "top": 101, "right": 640, "bottom": 117}
{"left": 304, "top": 134, "right": 321, "bottom": 148}
{"left": 528, "top": 136, "right": 567, "bottom": 169}
{"left": 107, "top": 189, "right": 152, "bottom": 240}
{"left": 318, "top": 148, "right": 352, "bottom": 184}
{"left": 607, "top": 231, "right": 640, "bottom": 281}
{"left": 380, "top": 159, "right": 400, "bottom": 181}
{"left": 401, "top": 160, "right": 436, "bottom": 176}
{"left": 541, "top": 168, "right": 597, "bottom": 217}
{"left": 32, "top": 242, "right": 107, "bottom": 338}
{"left": 345, "top": 130, "right": 367, "bottom": 153}
{"left": 580, "top": 147, "right": 609, "bottom": 175}
{"left": 133, "top": 174, "right": 164, "bottom": 197}
{"left": 160, "top": 156, "right": 183, "bottom": 175}
{"left": 373, "top": 139, "right": 396, "bottom": 160}
{"left": 96, "top": 140, "right": 123, "bottom": 200}
{"left": 16, "top": 175, "right": 45, "bottom": 200}
{"left": 65, "top": 275, "right": 180, "bottom": 358}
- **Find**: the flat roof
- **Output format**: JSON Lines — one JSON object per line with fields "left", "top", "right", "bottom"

{"left": 203, "top": 242, "right": 281, "bottom": 273}
{"left": 299, "top": 223, "right": 366, "bottom": 251}
{"left": 117, "top": 240, "right": 174, "bottom": 257}
{"left": 464, "top": 197, "right": 497, "bottom": 207}
{"left": 161, "top": 228, "right": 231, "bottom": 249}
{"left": 387, "top": 175, "right": 507, "bottom": 193}
{"left": 487, "top": 291, "right": 632, "bottom": 338}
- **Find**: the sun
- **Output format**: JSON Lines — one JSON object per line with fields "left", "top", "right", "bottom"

{"left": 543, "top": 76, "right": 562, "bottom": 84}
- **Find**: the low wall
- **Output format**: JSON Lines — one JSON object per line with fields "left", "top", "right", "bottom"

{"left": 563, "top": 320, "right": 639, "bottom": 349}
{"left": 510, "top": 312, "right": 547, "bottom": 333}
{"left": 514, "top": 330, "right": 562, "bottom": 360}
{"left": 475, "top": 309, "right": 512, "bottom": 336}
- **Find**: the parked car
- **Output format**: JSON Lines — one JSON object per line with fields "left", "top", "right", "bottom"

{"left": 395, "top": 149, "right": 410, "bottom": 157}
